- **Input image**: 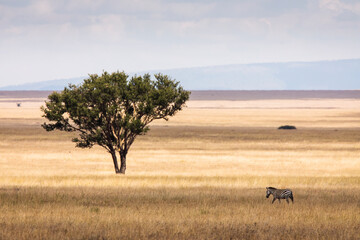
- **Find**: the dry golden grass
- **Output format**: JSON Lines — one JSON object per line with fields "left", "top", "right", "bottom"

{"left": 0, "top": 98, "right": 359, "bottom": 239}
{"left": 1, "top": 186, "right": 359, "bottom": 240}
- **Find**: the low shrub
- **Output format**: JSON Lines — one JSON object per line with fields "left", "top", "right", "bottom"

{"left": 278, "top": 125, "right": 296, "bottom": 130}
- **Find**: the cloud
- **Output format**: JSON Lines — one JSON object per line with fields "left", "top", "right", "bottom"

{"left": 30, "top": 0, "right": 53, "bottom": 15}
{"left": 319, "top": 0, "right": 360, "bottom": 14}
{"left": 0, "top": 0, "right": 359, "bottom": 86}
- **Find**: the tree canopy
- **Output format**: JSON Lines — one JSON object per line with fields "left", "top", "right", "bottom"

{"left": 41, "top": 71, "right": 190, "bottom": 174}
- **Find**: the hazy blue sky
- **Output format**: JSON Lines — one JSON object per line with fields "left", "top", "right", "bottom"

{"left": 1, "top": 0, "right": 360, "bottom": 87}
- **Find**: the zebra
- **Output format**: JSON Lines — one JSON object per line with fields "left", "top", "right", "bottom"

{"left": 266, "top": 187, "right": 294, "bottom": 204}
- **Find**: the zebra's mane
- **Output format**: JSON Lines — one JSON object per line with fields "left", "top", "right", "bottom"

{"left": 267, "top": 187, "right": 277, "bottom": 190}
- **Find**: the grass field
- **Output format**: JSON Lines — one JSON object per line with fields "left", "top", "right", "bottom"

{"left": 0, "top": 97, "right": 359, "bottom": 239}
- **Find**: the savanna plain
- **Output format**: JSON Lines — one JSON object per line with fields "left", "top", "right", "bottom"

{"left": 0, "top": 91, "right": 359, "bottom": 239}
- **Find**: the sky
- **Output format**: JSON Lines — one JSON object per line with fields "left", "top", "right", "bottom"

{"left": 1, "top": 0, "right": 360, "bottom": 87}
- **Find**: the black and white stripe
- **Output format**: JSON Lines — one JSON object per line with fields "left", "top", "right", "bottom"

{"left": 266, "top": 187, "right": 294, "bottom": 204}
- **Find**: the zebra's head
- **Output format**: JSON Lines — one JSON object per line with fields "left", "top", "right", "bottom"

{"left": 266, "top": 187, "right": 275, "bottom": 198}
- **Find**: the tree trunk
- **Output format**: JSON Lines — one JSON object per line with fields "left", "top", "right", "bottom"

{"left": 119, "top": 152, "right": 126, "bottom": 174}
{"left": 111, "top": 151, "right": 120, "bottom": 174}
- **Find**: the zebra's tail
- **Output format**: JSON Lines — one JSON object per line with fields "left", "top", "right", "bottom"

{"left": 290, "top": 192, "right": 294, "bottom": 203}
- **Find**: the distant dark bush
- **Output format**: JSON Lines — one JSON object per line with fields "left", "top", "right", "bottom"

{"left": 278, "top": 125, "right": 296, "bottom": 130}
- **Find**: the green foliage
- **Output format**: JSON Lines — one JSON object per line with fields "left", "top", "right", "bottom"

{"left": 41, "top": 71, "right": 190, "bottom": 161}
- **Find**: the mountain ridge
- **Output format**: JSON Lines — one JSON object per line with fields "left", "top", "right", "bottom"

{"left": 1, "top": 59, "right": 359, "bottom": 90}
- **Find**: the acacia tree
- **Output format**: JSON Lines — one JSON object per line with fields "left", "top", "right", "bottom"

{"left": 41, "top": 71, "right": 190, "bottom": 174}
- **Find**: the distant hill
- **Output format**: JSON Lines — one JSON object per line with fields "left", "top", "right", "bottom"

{"left": 0, "top": 77, "right": 85, "bottom": 91}
{"left": 1, "top": 59, "right": 360, "bottom": 90}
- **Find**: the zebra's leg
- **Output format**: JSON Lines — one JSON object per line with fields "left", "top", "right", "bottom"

{"left": 278, "top": 198, "right": 281, "bottom": 203}
{"left": 272, "top": 198, "right": 276, "bottom": 204}
{"left": 286, "top": 198, "right": 289, "bottom": 204}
